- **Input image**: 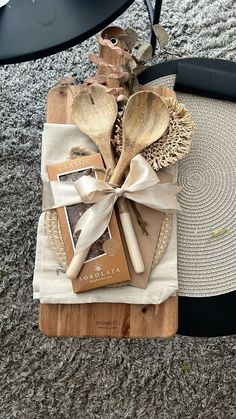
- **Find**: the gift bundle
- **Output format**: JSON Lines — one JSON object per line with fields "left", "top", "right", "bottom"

{"left": 33, "top": 26, "right": 195, "bottom": 336}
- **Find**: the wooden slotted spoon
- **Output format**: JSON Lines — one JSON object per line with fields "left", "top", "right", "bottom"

{"left": 71, "top": 84, "right": 117, "bottom": 171}
{"left": 67, "top": 84, "right": 145, "bottom": 280}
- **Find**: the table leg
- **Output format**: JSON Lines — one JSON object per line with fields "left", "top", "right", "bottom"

{"left": 144, "top": 0, "right": 164, "bottom": 53}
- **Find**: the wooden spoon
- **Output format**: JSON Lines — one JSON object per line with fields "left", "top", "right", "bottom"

{"left": 110, "top": 90, "right": 170, "bottom": 185}
{"left": 108, "top": 90, "right": 169, "bottom": 280}
{"left": 71, "top": 84, "right": 117, "bottom": 171}
{"left": 66, "top": 84, "right": 145, "bottom": 280}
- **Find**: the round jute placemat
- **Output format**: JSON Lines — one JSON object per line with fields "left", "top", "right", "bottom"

{"left": 45, "top": 209, "right": 173, "bottom": 271}
{"left": 45, "top": 207, "right": 173, "bottom": 293}
{"left": 45, "top": 209, "right": 68, "bottom": 269}
{"left": 152, "top": 75, "right": 236, "bottom": 297}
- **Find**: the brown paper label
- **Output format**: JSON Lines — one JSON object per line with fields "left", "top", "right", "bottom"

{"left": 47, "top": 154, "right": 130, "bottom": 292}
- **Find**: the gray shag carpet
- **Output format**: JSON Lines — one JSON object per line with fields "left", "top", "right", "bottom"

{"left": 0, "top": 0, "right": 236, "bottom": 418}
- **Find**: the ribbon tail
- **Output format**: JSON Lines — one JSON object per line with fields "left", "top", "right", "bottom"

{"left": 73, "top": 194, "right": 116, "bottom": 253}
{"left": 124, "top": 184, "right": 181, "bottom": 212}
{"left": 42, "top": 181, "right": 82, "bottom": 211}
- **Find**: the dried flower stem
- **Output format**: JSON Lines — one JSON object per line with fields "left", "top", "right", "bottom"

{"left": 130, "top": 201, "right": 149, "bottom": 236}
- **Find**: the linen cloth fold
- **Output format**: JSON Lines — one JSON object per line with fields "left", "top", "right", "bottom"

{"left": 33, "top": 123, "right": 178, "bottom": 304}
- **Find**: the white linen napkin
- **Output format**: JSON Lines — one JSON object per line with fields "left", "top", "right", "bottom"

{"left": 33, "top": 123, "right": 178, "bottom": 304}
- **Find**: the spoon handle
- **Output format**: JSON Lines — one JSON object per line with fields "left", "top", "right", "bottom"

{"left": 110, "top": 152, "right": 130, "bottom": 185}
{"left": 118, "top": 199, "right": 145, "bottom": 273}
{"left": 111, "top": 152, "right": 145, "bottom": 274}
{"left": 101, "top": 141, "right": 144, "bottom": 273}
{"left": 66, "top": 248, "right": 90, "bottom": 280}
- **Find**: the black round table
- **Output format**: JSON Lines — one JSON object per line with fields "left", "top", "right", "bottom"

{"left": 0, "top": 0, "right": 135, "bottom": 64}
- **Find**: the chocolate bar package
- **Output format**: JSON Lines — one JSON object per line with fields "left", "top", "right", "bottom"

{"left": 47, "top": 154, "right": 130, "bottom": 292}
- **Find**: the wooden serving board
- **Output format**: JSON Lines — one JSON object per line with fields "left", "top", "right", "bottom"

{"left": 39, "top": 82, "right": 178, "bottom": 338}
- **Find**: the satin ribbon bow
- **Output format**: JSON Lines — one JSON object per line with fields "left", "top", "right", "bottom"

{"left": 43, "top": 155, "right": 181, "bottom": 254}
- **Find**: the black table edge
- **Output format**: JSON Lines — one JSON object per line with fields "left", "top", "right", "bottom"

{"left": 138, "top": 57, "right": 236, "bottom": 84}
{"left": 0, "top": 0, "right": 134, "bottom": 65}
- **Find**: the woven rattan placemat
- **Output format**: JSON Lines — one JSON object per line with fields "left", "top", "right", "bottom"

{"left": 152, "top": 75, "right": 236, "bottom": 297}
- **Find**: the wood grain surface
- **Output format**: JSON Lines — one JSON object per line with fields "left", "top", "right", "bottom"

{"left": 39, "top": 83, "right": 178, "bottom": 338}
{"left": 39, "top": 27, "right": 178, "bottom": 338}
